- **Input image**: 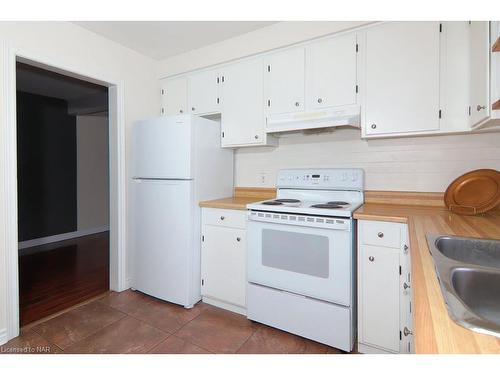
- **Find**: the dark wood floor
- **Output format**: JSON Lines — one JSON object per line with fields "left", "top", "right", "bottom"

{"left": 19, "top": 231, "right": 109, "bottom": 325}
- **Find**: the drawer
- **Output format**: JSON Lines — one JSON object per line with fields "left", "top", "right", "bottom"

{"left": 202, "top": 208, "right": 246, "bottom": 229}
{"left": 360, "top": 220, "right": 401, "bottom": 249}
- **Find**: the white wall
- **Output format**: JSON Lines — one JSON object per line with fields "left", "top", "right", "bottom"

{"left": 0, "top": 21, "right": 159, "bottom": 342}
{"left": 235, "top": 129, "right": 500, "bottom": 192}
{"left": 77, "top": 115, "right": 109, "bottom": 231}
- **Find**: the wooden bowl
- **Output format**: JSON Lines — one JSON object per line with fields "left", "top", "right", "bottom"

{"left": 444, "top": 169, "right": 500, "bottom": 215}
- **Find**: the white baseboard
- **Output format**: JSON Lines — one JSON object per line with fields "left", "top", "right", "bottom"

{"left": 202, "top": 296, "right": 246, "bottom": 316}
{"left": 18, "top": 226, "right": 110, "bottom": 249}
{"left": 0, "top": 328, "right": 7, "bottom": 346}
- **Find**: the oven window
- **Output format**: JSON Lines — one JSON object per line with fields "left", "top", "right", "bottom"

{"left": 261, "top": 229, "right": 329, "bottom": 278}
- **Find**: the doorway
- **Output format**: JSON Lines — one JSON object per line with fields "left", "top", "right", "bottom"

{"left": 16, "top": 62, "right": 110, "bottom": 325}
{"left": 1, "top": 50, "right": 127, "bottom": 342}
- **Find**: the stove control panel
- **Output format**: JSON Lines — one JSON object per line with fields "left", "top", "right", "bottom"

{"left": 277, "top": 168, "right": 364, "bottom": 190}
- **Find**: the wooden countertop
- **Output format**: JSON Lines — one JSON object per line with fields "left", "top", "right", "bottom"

{"left": 199, "top": 187, "right": 276, "bottom": 210}
{"left": 199, "top": 196, "right": 263, "bottom": 210}
{"left": 354, "top": 203, "right": 500, "bottom": 354}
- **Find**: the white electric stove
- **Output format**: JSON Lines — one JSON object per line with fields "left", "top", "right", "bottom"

{"left": 246, "top": 168, "right": 364, "bottom": 352}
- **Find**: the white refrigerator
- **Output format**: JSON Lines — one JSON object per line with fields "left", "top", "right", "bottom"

{"left": 130, "top": 115, "right": 233, "bottom": 308}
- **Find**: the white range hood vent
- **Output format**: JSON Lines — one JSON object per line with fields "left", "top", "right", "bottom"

{"left": 266, "top": 105, "right": 360, "bottom": 134}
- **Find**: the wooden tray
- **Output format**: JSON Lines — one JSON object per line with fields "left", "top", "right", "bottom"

{"left": 444, "top": 169, "right": 500, "bottom": 215}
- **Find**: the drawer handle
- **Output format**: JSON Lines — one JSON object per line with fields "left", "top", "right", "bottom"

{"left": 369, "top": 256, "right": 375, "bottom": 262}
{"left": 220, "top": 216, "right": 225, "bottom": 220}
{"left": 236, "top": 237, "right": 241, "bottom": 242}
{"left": 377, "top": 232, "right": 384, "bottom": 238}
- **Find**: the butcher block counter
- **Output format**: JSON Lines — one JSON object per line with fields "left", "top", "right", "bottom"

{"left": 199, "top": 187, "right": 276, "bottom": 210}
{"left": 354, "top": 201, "right": 500, "bottom": 354}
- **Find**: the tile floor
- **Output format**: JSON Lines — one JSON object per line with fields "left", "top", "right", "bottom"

{"left": 1, "top": 289, "right": 351, "bottom": 354}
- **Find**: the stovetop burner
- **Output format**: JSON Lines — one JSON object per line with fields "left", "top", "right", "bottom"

{"left": 275, "top": 199, "right": 301, "bottom": 203}
{"left": 310, "top": 203, "right": 343, "bottom": 209}
{"left": 327, "top": 201, "right": 350, "bottom": 206}
{"left": 262, "top": 201, "right": 283, "bottom": 205}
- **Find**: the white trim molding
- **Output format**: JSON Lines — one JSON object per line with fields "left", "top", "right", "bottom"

{"left": 1, "top": 45, "right": 127, "bottom": 343}
{"left": 0, "top": 328, "right": 7, "bottom": 346}
{"left": 18, "top": 226, "right": 110, "bottom": 250}
{"left": 2, "top": 42, "right": 20, "bottom": 342}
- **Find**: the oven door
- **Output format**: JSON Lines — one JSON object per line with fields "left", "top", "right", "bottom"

{"left": 247, "top": 219, "right": 352, "bottom": 306}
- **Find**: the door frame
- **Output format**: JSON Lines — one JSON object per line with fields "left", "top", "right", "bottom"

{"left": 0, "top": 43, "right": 128, "bottom": 342}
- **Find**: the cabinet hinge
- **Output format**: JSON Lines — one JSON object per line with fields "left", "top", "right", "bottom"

{"left": 267, "top": 99, "right": 271, "bottom": 107}
{"left": 468, "top": 106, "right": 471, "bottom": 116}
{"left": 355, "top": 85, "right": 359, "bottom": 93}
{"left": 356, "top": 43, "right": 359, "bottom": 53}
{"left": 201, "top": 279, "right": 204, "bottom": 286}
{"left": 439, "top": 23, "right": 443, "bottom": 33}
{"left": 267, "top": 65, "right": 271, "bottom": 72}
{"left": 222, "top": 131, "right": 225, "bottom": 138}
{"left": 439, "top": 109, "right": 442, "bottom": 119}
{"left": 399, "top": 266, "right": 402, "bottom": 275}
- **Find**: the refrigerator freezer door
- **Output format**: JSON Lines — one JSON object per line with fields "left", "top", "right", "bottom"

{"left": 132, "top": 116, "right": 193, "bottom": 179}
{"left": 131, "top": 178, "right": 194, "bottom": 306}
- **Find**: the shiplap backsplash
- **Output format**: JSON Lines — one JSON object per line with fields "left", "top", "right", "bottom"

{"left": 234, "top": 129, "right": 500, "bottom": 192}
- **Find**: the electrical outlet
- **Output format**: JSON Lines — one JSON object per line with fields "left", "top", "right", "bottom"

{"left": 259, "top": 173, "right": 267, "bottom": 186}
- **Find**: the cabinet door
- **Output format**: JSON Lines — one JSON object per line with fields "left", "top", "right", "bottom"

{"left": 363, "top": 22, "right": 441, "bottom": 136}
{"left": 264, "top": 47, "right": 305, "bottom": 115}
{"left": 306, "top": 33, "right": 357, "bottom": 110}
{"left": 160, "top": 76, "right": 188, "bottom": 116}
{"left": 469, "top": 21, "right": 490, "bottom": 127}
{"left": 188, "top": 69, "right": 220, "bottom": 115}
{"left": 220, "top": 58, "right": 265, "bottom": 146}
{"left": 201, "top": 225, "right": 246, "bottom": 307}
{"left": 359, "top": 244, "right": 400, "bottom": 352}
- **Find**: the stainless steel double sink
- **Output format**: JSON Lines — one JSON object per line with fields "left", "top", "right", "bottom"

{"left": 426, "top": 234, "right": 500, "bottom": 337}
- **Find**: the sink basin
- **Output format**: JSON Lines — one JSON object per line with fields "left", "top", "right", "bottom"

{"left": 451, "top": 268, "right": 500, "bottom": 326}
{"left": 435, "top": 236, "right": 500, "bottom": 268}
{"left": 426, "top": 234, "right": 500, "bottom": 337}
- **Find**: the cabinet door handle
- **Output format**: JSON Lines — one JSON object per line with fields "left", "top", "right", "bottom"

{"left": 295, "top": 101, "right": 300, "bottom": 107}
{"left": 403, "top": 327, "right": 413, "bottom": 336}
{"left": 317, "top": 98, "right": 323, "bottom": 104}
{"left": 377, "top": 232, "right": 384, "bottom": 238}
{"left": 179, "top": 109, "right": 183, "bottom": 114}
{"left": 371, "top": 123, "right": 377, "bottom": 129}
{"left": 191, "top": 107, "right": 196, "bottom": 111}
{"left": 368, "top": 256, "right": 375, "bottom": 262}
{"left": 236, "top": 237, "right": 241, "bottom": 242}
{"left": 254, "top": 135, "right": 259, "bottom": 139}
{"left": 220, "top": 216, "right": 225, "bottom": 220}
{"left": 477, "top": 105, "right": 486, "bottom": 111}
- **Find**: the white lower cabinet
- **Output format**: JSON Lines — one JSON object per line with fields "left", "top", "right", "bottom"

{"left": 201, "top": 208, "right": 247, "bottom": 314}
{"left": 358, "top": 220, "right": 413, "bottom": 354}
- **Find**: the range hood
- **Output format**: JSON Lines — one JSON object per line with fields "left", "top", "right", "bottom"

{"left": 266, "top": 105, "right": 360, "bottom": 134}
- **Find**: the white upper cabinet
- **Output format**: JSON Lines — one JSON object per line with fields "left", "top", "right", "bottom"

{"left": 188, "top": 69, "right": 220, "bottom": 115}
{"left": 362, "top": 22, "right": 441, "bottom": 137}
{"left": 160, "top": 76, "right": 188, "bottom": 116}
{"left": 306, "top": 33, "right": 358, "bottom": 110}
{"left": 264, "top": 47, "right": 305, "bottom": 115}
{"left": 219, "top": 58, "right": 272, "bottom": 147}
{"left": 469, "top": 21, "right": 491, "bottom": 128}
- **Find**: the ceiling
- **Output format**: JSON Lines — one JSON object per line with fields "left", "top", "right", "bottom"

{"left": 73, "top": 21, "right": 277, "bottom": 60}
